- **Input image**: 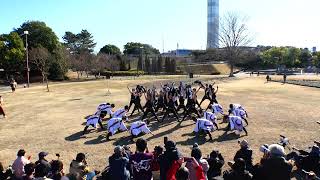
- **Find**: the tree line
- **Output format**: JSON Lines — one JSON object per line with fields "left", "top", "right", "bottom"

{"left": 0, "top": 21, "right": 176, "bottom": 85}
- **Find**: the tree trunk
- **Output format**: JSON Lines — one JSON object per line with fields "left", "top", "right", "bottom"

{"left": 229, "top": 64, "right": 235, "bottom": 77}
{"left": 77, "top": 71, "right": 80, "bottom": 79}
{"left": 45, "top": 76, "right": 49, "bottom": 92}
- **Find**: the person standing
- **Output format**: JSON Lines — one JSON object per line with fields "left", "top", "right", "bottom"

{"left": 130, "top": 138, "right": 154, "bottom": 180}
{"left": 108, "top": 146, "right": 130, "bottom": 180}
{"left": 0, "top": 96, "right": 6, "bottom": 118}
{"left": 283, "top": 74, "right": 287, "bottom": 84}
{"left": 9, "top": 78, "right": 17, "bottom": 92}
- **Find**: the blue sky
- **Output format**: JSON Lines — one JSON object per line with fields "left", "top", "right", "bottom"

{"left": 1, "top": 0, "right": 319, "bottom": 52}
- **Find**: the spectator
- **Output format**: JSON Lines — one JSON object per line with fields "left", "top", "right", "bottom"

{"left": 251, "top": 144, "right": 269, "bottom": 180}
{"left": 0, "top": 96, "right": 6, "bottom": 118}
{"left": 22, "top": 163, "right": 35, "bottom": 180}
{"left": 298, "top": 145, "right": 320, "bottom": 176}
{"left": 257, "top": 144, "right": 293, "bottom": 180}
{"left": 108, "top": 146, "right": 130, "bottom": 180}
{"left": 185, "top": 144, "right": 209, "bottom": 180}
{"left": 223, "top": 158, "right": 252, "bottom": 180}
{"left": 0, "top": 162, "right": 12, "bottom": 180}
{"left": 34, "top": 163, "right": 52, "bottom": 180}
{"left": 151, "top": 145, "right": 164, "bottom": 171}
{"left": 12, "top": 149, "right": 30, "bottom": 178}
{"left": 176, "top": 167, "right": 190, "bottom": 180}
{"left": 9, "top": 78, "right": 17, "bottom": 92}
{"left": 159, "top": 140, "right": 183, "bottom": 180}
{"left": 35, "top": 152, "right": 51, "bottom": 176}
{"left": 69, "top": 153, "right": 98, "bottom": 180}
{"left": 48, "top": 160, "right": 68, "bottom": 180}
{"left": 207, "top": 150, "right": 224, "bottom": 179}
{"left": 130, "top": 138, "right": 154, "bottom": 180}
{"left": 234, "top": 140, "right": 253, "bottom": 172}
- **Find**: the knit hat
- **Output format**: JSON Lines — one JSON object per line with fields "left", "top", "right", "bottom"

{"left": 268, "top": 144, "right": 285, "bottom": 157}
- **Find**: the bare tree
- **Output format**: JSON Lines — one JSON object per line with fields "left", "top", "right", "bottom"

{"left": 29, "top": 47, "right": 51, "bottom": 91}
{"left": 219, "top": 12, "right": 252, "bottom": 77}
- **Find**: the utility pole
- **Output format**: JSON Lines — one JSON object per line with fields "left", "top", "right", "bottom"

{"left": 24, "top": 31, "right": 30, "bottom": 88}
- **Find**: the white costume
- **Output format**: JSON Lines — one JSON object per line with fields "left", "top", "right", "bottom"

{"left": 228, "top": 116, "right": 244, "bottom": 132}
{"left": 211, "top": 103, "right": 224, "bottom": 115}
{"left": 95, "top": 103, "right": 113, "bottom": 116}
{"left": 233, "top": 109, "right": 247, "bottom": 119}
{"left": 112, "top": 108, "right": 127, "bottom": 119}
{"left": 86, "top": 115, "right": 101, "bottom": 128}
{"left": 231, "top": 104, "right": 246, "bottom": 116}
{"left": 194, "top": 118, "right": 215, "bottom": 133}
{"left": 130, "top": 121, "right": 151, "bottom": 136}
{"left": 203, "top": 112, "right": 217, "bottom": 124}
{"left": 107, "top": 117, "right": 128, "bottom": 135}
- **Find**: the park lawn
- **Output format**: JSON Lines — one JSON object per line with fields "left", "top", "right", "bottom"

{"left": 0, "top": 75, "right": 319, "bottom": 177}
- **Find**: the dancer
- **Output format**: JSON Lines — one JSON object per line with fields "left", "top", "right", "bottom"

{"left": 203, "top": 111, "right": 219, "bottom": 130}
{"left": 223, "top": 115, "right": 248, "bottom": 136}
{"left": 229, "top": 104, "right": 248, "bottom": 118}
{"left": 113, "top": 105, "right": 129, "bottom": 121}
{"left": 181, "top": 88, "right": 202, "bottom": 121}
{"left": 95, "top": 103, "right": 114, "bottom": 117}
{"left": 161, "top": 91, "right": 179, "bottom": 122}
{"left": 207, "top": 103, "right": 224, "bottom": 116}
{"left": 229, "top": 108, "right": 249, "bottom": 126}
{"left": 192, "top": 117, "right": 214, "bottom": 141}
{"left": 127, "top": 86, "right": 136, "bottom": 111}
{"left": 141, "top": 92, "right": 159, "bottom": 124}
{"left": 209, "top": 85, "right": 219, "bottom": 104}
{"left": 130, "top": 91, "right": 144, "bottom": 116}
{"left": 199, "top": 84, "right": 212, "bottom": 106}
{"left": 83, "top": 113, "right": 106, "bottom": 135}
{"left": 106, "top": 116, "right": 128, "bottom": 140}
{"left": 129, "top": 121, "right": 153, "bottom": 140}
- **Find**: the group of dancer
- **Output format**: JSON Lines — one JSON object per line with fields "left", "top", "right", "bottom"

{"left": 82, "top": 80, "right": 250, "bottom": 142}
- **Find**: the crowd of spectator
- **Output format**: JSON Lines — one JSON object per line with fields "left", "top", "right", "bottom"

{"left": 0, "top": 138, "right": 319, "bottom": 180}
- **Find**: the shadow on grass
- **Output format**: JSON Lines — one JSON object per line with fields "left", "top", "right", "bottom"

{"left": 84, "top": 134, "right": 108, "bottom": 145}
{"left": 65, "top": 130, "right": 86, "bottom": 141}
{"left": 146, "top": 120, "right": 194, "bottom": 142}
{"left": 69, "top": 98, "right": 82, "bottom": 101}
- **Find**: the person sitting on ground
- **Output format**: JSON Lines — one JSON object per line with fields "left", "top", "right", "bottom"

{"left": 234, "top": 140, "right": 253, "bottom": 173}
{"left": 257, "top": 144, "right": 293, "bottom": 180}
{"left": 159, "top": 140, "right": 183, "bottom": 180}
{"left": 185, "top": 144, "right": 209, "bottom": 180}
{"left": 207, "top": 150, "right": 225, "bottom": 179}
{"left": 22, "top": 163, "right": 35, "bottom": 180}
{"left": 108, "top": 146, "right": 130, "bottom": 180}
{"left": 12, "top": 149, "right": 31, "bottom": 179}
{"left": 69, "top": 153, "right": 99, "bottom": 180}
{"left": 0, "top": 162, "right": 13, "bottom": 180}
{"left": 34, "top": 163, "right": 52, "bottom": 180}
{"left": 48, "top": 160, "right": 69, "bottom": 180}
{"left": 223, "top": 158, "right": 252, "bottom": 180}
{"left": 129, "top": 138, "right": 155, "bottom": 180}
{"left": 35, "top": 152, "right": 51, "bottom": 176}
{"left": 176, "top": 167, "right": 190, "bottom": 180}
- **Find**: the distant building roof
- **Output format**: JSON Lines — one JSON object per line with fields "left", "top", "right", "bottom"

{"left": 162, "top": 49, "right": 193, "bottom": 57}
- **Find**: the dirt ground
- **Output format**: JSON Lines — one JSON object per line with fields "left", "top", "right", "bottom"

{"left": 0, "top": 75, "right": 319, "bottom": 176}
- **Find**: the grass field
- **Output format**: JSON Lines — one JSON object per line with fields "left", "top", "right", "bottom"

{"left": 0, "top": 75, "right": 319, "bottom": 177}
